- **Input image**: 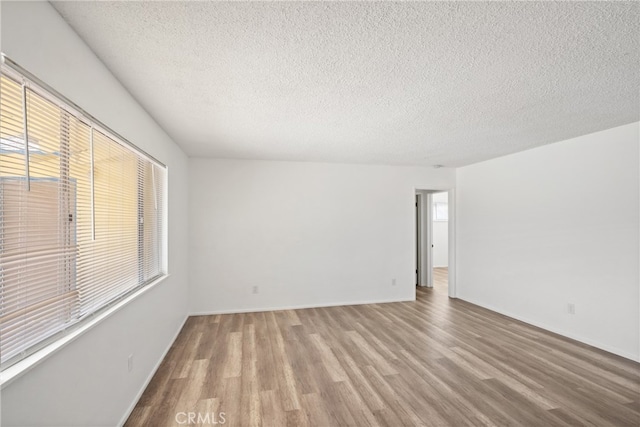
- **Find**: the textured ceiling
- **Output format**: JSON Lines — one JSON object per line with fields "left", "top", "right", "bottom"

{"left": 51, "top": 1, "right": 639, "bottom": 167}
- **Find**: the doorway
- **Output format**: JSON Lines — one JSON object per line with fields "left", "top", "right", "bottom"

{"left": 431, "top": 191, "right": 449, "bottom": 290}
{"left": 415, "top": 189, "right": 455, "bottom": 297}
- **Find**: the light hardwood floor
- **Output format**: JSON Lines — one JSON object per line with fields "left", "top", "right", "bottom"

{"left": 127, "top": 268, "right": 640, "bottom": 426}
{"left": 433, "top": 267, "right": 448, "bottom": 290}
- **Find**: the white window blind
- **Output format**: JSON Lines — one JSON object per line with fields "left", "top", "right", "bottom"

{"left": 0, "top": 61, "right": 167, "bottom": 369}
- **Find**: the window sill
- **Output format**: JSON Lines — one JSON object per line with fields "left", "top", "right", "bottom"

{"left": 0, "top": 274, "right": 170, "bottom": 389}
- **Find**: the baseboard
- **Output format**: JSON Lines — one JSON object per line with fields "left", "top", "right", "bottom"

{"left": 457, "top": 295, "right": 639, "bottom": 363}
{"left": 117, "top": 314, "right": 189, "bottom": 427}
{"left": 433, "top": 265, "right": 448, "bottom": 268}
{"left": 190, "top": 297, "right": 415, "bottom": 316}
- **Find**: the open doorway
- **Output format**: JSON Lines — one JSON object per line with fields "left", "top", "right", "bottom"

{"left": 431, "top": 192, "right": 449, "bottom": 291}
{"left": 415, "top": 189, "right": 454, "bottom": 296}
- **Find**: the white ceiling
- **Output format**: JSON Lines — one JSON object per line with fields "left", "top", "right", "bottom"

{"left": 52, "top": 1, "right": 639, "bottom": 167}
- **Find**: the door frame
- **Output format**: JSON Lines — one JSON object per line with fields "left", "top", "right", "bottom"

{"left": 415, "top": 194, "right": 421, "bottom": 286}
{"left": 414, "top": 188, "right": 456, "bottom": 298}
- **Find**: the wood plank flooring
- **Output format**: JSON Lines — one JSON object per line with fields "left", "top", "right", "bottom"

{"left": 126, "top": 269, "right": 640, "bottom": 426}
{"left": 433, "top": 267, "right": 448, "bottom": 291}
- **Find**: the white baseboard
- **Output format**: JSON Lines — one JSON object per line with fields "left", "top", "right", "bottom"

{"left": 118, "top": 314, "right": 189, "bottom": 427}
{"left": 433, "top": 265, "right": 448, "bottom": 268}
{"left": 457, "top": 295, "right": 639, "bottom": 363}
{"left": 190, "top": 297, "right": 415, "bottom": 316}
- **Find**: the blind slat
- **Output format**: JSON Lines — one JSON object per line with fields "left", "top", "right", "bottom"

{"left": 0, "top": 69, "right": 166, "bottom": 369}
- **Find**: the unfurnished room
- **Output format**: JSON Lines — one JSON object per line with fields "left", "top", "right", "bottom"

{"left": 0, "top": 1, "right": 639, "bottom": 426}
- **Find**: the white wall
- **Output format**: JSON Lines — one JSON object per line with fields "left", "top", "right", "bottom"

{"left": 457, "top": 122, "right": 639, "bottom": 361}
{"left": 0, "top": 2, "right": 189, "bottom": 426}
{"left": 189, "top": 159, "right": 455, "bottom": 314}
{"left": 432, "top": 192, "right": 449, "bottom": 267}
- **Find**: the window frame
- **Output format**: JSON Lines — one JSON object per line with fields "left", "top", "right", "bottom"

{"left": 0, "top": 54, "right": 169, "bottom": 375}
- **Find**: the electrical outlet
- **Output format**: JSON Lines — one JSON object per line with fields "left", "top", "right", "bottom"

{"left": 252, "top": 286, "right": 259, "bottom": 294}
{"left": 128, "top": 354, "right": 134, "bottom": 372}
{"left": 392, "top": 278, "right": 397, "bottom": 286}
{"left": 568, "top": 303, "right": 575, "bottom": 315}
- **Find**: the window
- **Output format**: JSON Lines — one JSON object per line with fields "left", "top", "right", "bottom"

{"left": 434, "top": 202, "right": 448, "bottom": 221}
{"left": 0, "top": 58, "right": 167, "bottom": 369}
